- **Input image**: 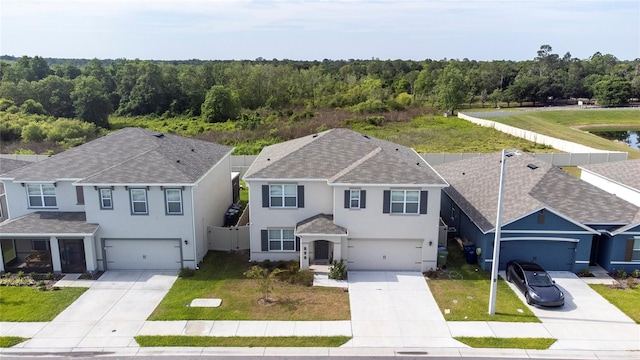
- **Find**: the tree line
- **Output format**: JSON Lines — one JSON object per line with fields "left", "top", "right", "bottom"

{"left": 0, "top": 45, "right": 638, "bottom": 139}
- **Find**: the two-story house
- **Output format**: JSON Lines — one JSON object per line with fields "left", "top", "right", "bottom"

{"left": 0, "top": 128, "right": 233, "bottom": 273}
{"left": 243, "top": 128, "right": 448, "bottom": 272}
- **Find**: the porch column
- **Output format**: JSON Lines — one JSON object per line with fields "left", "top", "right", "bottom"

{"left": 333, "top": 237, "right": 342, "bottom": 262}
{"left": 0, "top": 241, "right": 5, "bottom": 272}
{"left": 49, "top": 236, "right": 62, "bottom": 273}
{"left": 299, "top": 240, "right": 310, "bottom": 269}
{"left": 83, "top": 236, "right": 97, "bottom": 272}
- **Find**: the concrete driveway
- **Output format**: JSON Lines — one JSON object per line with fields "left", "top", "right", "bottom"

{"left": 345, "top": 271, "right": 463, "bottom": 348}
{"left": 505, "top": 271, "right": 639, "bottom": 351}
{"left": 14, "top": 270, "right": 177, "bottom": 349}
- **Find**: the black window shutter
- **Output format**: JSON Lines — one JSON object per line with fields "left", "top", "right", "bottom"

{"left": 361, "top": 190, "right": 366, "bottom": 208}
{"left": 296, "top": 236, "right": 300, "bottom": 251}
{"left": 383, "top": 190, "right": 390, "bottom": 214}
{"left": 344, "top": 190, "right": 350, "bottom": 208}
{"left": 625, "top": 239, "right": 634, "bottom": 261}
{"left": 262, "top": 185, "right": 269, "bottom": 207}
{"left": 297, "top": 185, "right": 304, "bottom": 208}
{"left": 261, "top": 230, "right": 268, "bottom": 251}
{"left": 420, "top": 191, "right": 428, "bottom": 214}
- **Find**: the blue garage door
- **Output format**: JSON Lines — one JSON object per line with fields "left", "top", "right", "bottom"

{"left": 498, "top": 239, "right": 576, "bottom": 271}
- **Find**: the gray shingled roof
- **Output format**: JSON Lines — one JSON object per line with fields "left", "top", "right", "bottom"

{"left": 0, "top": 158, "right": 32, "bottom": 194}
{"left": 0, "top": 212, "right": 99, "bottom": 235}
{"left": 296, "top": 214, "right": 347, "bottom": 235}
{"left": 580, "top": 158, "right": 640, "bottom": 191}
{"left": 244, "top": 128, "right": 447, "bottom": 186}
{"left": 0, "top": 128, "right": 233, "bottom": 185}
{"left": 434, "top": 151, "right": 640, "bottom": 233}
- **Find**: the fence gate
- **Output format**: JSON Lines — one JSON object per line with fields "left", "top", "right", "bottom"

{"left": 208, "top": 225, "right": 250, "bottom": 251}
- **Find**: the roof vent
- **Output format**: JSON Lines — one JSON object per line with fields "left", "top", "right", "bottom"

{"left": 527, "top": 163, "right": 539, "bottom": 170}
{"left": 505, "top": 153, "right": 514, "bottom": 157}
{"left": 416, "top": 162, "right": 420, "bottom": 166}
{"left": 154, "top": 133, "right": 165, "bottom": 138}
{"left": 362, "top": 134, "right": 370, "bottom": 139}
{"left": 176, "top": 159, "right": 181, "bottom": 163}
{"left": 267, "top": 158, "right": 270, "bottom": 161}
{"left": 312, "top": 134, "right": 318, "bottom": 138}
{"left": 191, "top": 148, "right": 195, "bottom": 152}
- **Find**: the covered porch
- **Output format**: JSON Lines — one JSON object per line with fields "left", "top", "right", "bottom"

{"left": 295, "top": 214, "right": 348, "bottom": 269}
{"left": 0, "top": 212, "right": 99, "bottom": 273}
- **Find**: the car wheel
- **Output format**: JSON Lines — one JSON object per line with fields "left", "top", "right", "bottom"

{"left": 525, "top": 293, "right": 533, "bottom": 305}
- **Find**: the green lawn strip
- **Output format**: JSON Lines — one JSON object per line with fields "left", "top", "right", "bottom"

{"left": 0, "top": 287, "right": 87, "bottom": 322}
{"left": 590, "top": 284, "right": 640, "bottom": 323}
{"left": 148, "top": 251, "right": 350, "bottom": 321}
{"left": 0, "top": 337, "right": 29, "bottom": 348}
{"left": 135, "top": 335, "right": 351, "bottom": 347}
{"left": 427, "top": 240, "right": 539, "bottom": 322}
{"left": 485, "top": 110, "right": 640, "bottom": 159}
{"left": 455, "top": 337, "right": 556, "bottom": 349}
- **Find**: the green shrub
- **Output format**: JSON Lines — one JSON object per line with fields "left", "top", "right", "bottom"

{"left": 178, "top": 267, "right": 196, "bottom": 278}
{"left": 631, "top": 269, "right": 640, "bottom": 278}
{"left": 328, "top": 259, "right": 347, "bottom": 280}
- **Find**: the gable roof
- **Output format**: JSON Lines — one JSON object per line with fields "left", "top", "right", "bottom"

{"left": 243, "top": 128, "right": 447, "bottom": 186}
{"left": 434, "top": 151, "right": 640, "bottom": 233}
{"left": 0, "top": 128, "right": 233, "bottom": 185}
{"left": 296, "top": 214, "right": 348, "bottom": 236}
{"left": 579, "top": 158, "right": 640, "bottom": 191}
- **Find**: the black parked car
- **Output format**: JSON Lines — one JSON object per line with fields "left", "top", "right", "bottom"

{"left": 506, "top": 260, "right": 564, "bottom": 307}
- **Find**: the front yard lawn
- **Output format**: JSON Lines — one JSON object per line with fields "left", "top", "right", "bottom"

{"left": 135, "top": 335, "right": 350, "bottom": 347}
{"left": 590, "top": 283, "right": 640, "bottom": 323}
{"left": 148, "top": 251, "right": 350, "bottom": 321}
{"left": 0, "top": 337, "right": 29, "bottom": 348}
{"left": 427, "top": 240, "right": 539, "bottom": 322}
{"left": 0, "top": 286, "right": 87, "bottom": 322}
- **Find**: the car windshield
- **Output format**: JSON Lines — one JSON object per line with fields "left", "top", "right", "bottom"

{"left": 524, "top": 271, "right": 554, "bottom": 286}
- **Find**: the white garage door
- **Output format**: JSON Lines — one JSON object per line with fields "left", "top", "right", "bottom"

{"left": 104, "top": 239, "right": 182, "bottom": 270}
{"left": 347, "top": 239, "right": 422, "bottom": 271}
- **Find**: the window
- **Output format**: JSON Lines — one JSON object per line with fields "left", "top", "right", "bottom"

{"left": 26, "top": 184, "right": 57, "bottom": 208}
{"left": 344, "top": 189, "right": 366, "bottom": 209}
{"left": 270, "top": 184, "right": 297, "bottom": 208}
{"left": 165, "top": 188, "right": 183, "bottom": 215}
{"left": 129, "top": 188, "right": 148, "bottom": 215}
{"left": 391, "top": 190, "right": 420, "bottom": 214}
{"left": 268, "top": 229, "right": 295, "bottom": 251}
{"left": 632, "top": 237, "right": 640, "bottom": 261}
{"left": 99, "top": 188, "right": 113, "bottom": 209}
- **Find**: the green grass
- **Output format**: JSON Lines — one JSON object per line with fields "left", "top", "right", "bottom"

{"left": 149, "top": 251, "right": 350, "bottom": 321}
{"left": 347, "top": 115, "right": 553, "bottom": 154}
{"left": 486, "top": 109, "right": 640, "bottom": 159}
{"left": 0, "top": 336, "right": 29, "bottom": 348}
{"left": 455, "top": 337, "right": 556, "bottom": 349}
{"left": 426, "top": 240, "right": 539, "bottom": 322}
{"left": 590, "top": 283, "right": 640, "bottom": 323}
{"left": 135, "top": 335, "right": 351, "bottom": 347}
{"left": 0, "top": 287, "right": 87, "bottom": 321}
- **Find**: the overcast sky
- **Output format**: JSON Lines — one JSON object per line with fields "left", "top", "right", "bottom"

{"left": 2, "top": 0, "right": 639, "bottom": 61}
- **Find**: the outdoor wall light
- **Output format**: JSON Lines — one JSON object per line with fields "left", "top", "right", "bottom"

{"left": 429, "top": 241, "right": 433, "bottom": 246}
{"left": 184, "top": 240, "right": 189, "bottom": 245}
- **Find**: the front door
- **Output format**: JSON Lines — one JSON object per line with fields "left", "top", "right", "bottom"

{"left": 59, "top": 239, "right": 86, "bottom": 273}
{"left": 314, "top": 240, "right": 329, "bottom": 262}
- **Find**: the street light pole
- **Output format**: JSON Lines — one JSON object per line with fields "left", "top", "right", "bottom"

{"left": 488, "top": 149, "right": 507, "bottom": 315}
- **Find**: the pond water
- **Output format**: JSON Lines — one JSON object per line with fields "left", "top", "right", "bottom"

{"left": 592, "top": 130, "right": 639, "bottom": 149}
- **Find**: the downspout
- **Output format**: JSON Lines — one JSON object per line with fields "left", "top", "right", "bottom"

{"left": 190, "top": 186, "right": 198, "bottom": 269}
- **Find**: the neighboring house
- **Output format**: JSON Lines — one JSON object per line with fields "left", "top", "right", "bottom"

{"left": 243, "top": 128, "right": 449, "bottom": 272}
{"left": 579, "top": 159, "right": 640, "bottom": 207}
{"left": 435, "top": 151, "right": 640, "bottom": 273}
{"left": 0, "top": 128, "right": 233, "bottom": 273}
{"left": 0, "top": 158, "right": 32, "bottom": 223}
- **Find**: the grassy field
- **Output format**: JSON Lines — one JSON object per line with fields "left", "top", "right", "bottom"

{"left": 135, "top": 335, "right": 350, "bottom": 347}
{"left": 0, "top": 337, "right": 28, "bottom": 348}
{"left": 0, "top": 287, "right": 87, "bottom": 322}
{"left": 426, "top": 240, "right": 539, "bottom": 322}
{"left": 485, "top": 109, "right": 640, "bottom": 159}
{"left": 148, "top": 251, "right": 350, "bottom": 321}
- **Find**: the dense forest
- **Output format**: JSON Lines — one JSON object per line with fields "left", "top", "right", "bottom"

{"left": 0, "top": 45, "right": 638, "bottom": 153}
